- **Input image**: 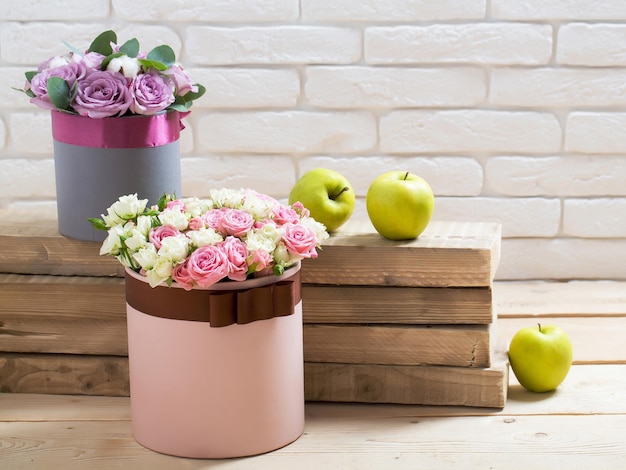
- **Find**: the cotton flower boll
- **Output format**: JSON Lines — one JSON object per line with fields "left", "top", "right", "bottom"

{"left": 107, "top": 55, "right": 141, "bottom": 79}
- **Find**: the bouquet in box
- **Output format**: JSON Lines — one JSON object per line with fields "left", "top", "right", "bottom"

{"left": 18, "top": 30, "right": 205, "bottom": 117}
{"left": 90, "top": 190, "right": 329, "bottom": 289}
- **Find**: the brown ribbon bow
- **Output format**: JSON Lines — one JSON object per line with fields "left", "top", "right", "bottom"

{"left": 125, "top": 269, "right": 301, "bottom": 327}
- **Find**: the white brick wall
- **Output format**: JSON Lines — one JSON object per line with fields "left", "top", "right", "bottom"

{"left": 1, "top": 0, "right": 625, "bottom": 281}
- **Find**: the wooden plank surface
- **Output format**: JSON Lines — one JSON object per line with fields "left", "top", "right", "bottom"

{"left": 303, "top": 324, "right": 493, "bottom": 367}
{"left": 304, "top": 351, "right": 508, "bottom": 408}
{"left": 0, "top": 353, "right": 129, "bottom": 396}
{"left": 1, "top": 364, "right": 625, "bottom": 470}
{"left": 302, "top": 285, "right": 493, "bottom": 324}
{"left": 0, "top": 210, "right": 501, "bottom": 287}
{"left": 302, "top": 220, "right": 501, "bottom": 287}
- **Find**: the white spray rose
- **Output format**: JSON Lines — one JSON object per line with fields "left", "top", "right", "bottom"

{"left": 146, "top": 257, "right": 173, "bottom": 287}
{"left": 186, "top": 227, "right": 223, "bottom": 247}
{"left": 102, "top": 194, "right": 148, "bottom": 227}
{"left": 158, "top": 208, "right": 189, "bottom": 231}
{"left": 132, "top": 244, "right": 158, "bottom": 270}
{"left": 158, "top": 234, "right": 190, "bottom": 262}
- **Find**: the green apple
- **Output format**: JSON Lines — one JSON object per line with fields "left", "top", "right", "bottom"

{"left": 508, "top": 324, "right": 573, "bottom": 393}
{"left": 366, "top": 171, "right": 434, "bottom": 240}
{"left": 288, "top": 168, "right": 355, "bottom": 232}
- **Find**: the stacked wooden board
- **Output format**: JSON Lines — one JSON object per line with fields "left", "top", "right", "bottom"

{"left": 0, "top": 210, "right": 506, "bottom": 407}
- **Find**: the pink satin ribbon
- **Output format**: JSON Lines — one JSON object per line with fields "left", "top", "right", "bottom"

{"left": 51, "top": 110, "right": 188, "bottom": 148}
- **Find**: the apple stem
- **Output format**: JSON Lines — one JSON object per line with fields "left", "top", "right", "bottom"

{"left": 403, "top": 171, "right": 409, "bottom": 181}
{"left": 330, "top": 186, "right": 350, "bottom": 201}
{"left": 538, "top": 323, "right": 542, "bottom": 333}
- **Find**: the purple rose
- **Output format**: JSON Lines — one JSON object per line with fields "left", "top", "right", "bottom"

{"left": 73, "top": 70, "right": 133, "bottom": 118}
{"left": 129, "top": 70, "right": 175, "bottom": 115}
{"left": 163, "top": 65, "right": 197, "bottom": 96}
{"left": 28, "top": 62, "right": 87, "bottom": 111}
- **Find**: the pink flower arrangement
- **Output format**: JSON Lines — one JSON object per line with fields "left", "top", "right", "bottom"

{"left": 19, "top": 30, "right": 205, "bottom": 118}
{"left": 90, "top": 190, "right": 329, "bottom": 289}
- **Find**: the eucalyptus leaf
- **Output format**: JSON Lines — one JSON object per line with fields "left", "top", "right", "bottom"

{"left": 119, "top": 38, "right": 140, "bottom": 58}
{"left": 25, "top": 71, "right": 38, "bottom": 83}
{"left": 88, "top": 30, "right": 117, "bottom": 56}
{"left": 137, "top": 58, "right": 167, "bottom": 71}
{"left": 147, "top": 45, "right": 176, "bottom": 68}
{"left": 62, "top": 40, "right": 83, "bottom": 57}
{"left": 46, "top": 77, "right": 72, "bottom": 110}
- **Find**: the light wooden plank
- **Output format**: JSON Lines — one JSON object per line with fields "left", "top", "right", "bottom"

{"left": 304, "top": 324, "right": 493, "bottom": 367}
{"left": 3, "top": 364, "right": 626, "bottom": 421}
{"left": 0, "top": 275, "right": 127, "bottom": 355}
{"left": 0, "top": 414, "right": 624, "bottom": 469}
{"left": 305, "top": 351, "right": 508, "bottom": 408}
{"left": 0, "top": 353, "right": 129, "bottom": 396}
{"left": 498, "top": 316, "right": 626, "bottom": 364}
{"left": 303, "top": 220, "right": 501, "bottom": 287}
{"left": 303, "top": 285, "right": 493, "bottom": 324}
{"left": 495, "top": 280, "right": 626, "bottom": 316}
{"left": 0, "top": 211, "right": 121, "bottom": 277}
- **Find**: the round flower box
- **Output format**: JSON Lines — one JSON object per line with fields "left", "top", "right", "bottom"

{"left": 52, "top": 111, "right": 182, "bottom": 242}
{"left": 125, "top": 263, "right": 304, "bottom": 458}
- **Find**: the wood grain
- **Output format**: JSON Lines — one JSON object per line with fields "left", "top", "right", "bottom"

{"left": 302, "top": 220, "right": 501, "bottom": 287}
{"left": 304, "top": 351, "right": 508, "bottom": 408}
{"left": 0, "top": 353, "right": 129, "bottom": 396}
{"left": 303, "top": 324, "right": 493, "bottom": 367}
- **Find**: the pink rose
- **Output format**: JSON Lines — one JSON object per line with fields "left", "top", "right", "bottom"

{"left": 248, "top": 249, "right": 272, "bottom": 273}
{"left": 149, "top": 225, "right": 180, "bottom": 250}
{"left": 172, "top": 260, "right": 194, "bottom": 291}
{"left": 282, "top": 223, "right": 318, "bottom": 259}
{"left": 272, "top": 204, "right": 299, "bottom": 225}
{"left": 291, "top": 201, "right": 310, "bottom": 218}
{"left": 188, "top": 216, "right": 205, "bottom": 231}
{"left": 187, "top": 245, "right": 229, "bottom": 287}
{"left": 162, "top": 64, "right": 197, "bottom": 96}
{"left": 220, "top": 236, "right": 249, "bottom": 281}
{"left": 202, "top": 208, "right": 227, "bottom": 230}
{"left": 166, "top": 200, "right": 185, "bottom": 211}
{"left": 218, "top": 209, "right": 254, "bottom": 237}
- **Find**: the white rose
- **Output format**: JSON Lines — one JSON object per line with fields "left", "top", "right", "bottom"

{"left": 99, "top": 225, "right": 123, "bottom": 256}
{"left": 158, "top": 208, "right": 189, "bottom": 231}
{"left": 158, "top": 234, "right": 190, "bottom": 262}
{"left": 273, "top": 241, "right": 299, "bottom": 267}
{"left": 107, "top": 55, "right": 141, "bottom": 79}
{"left": 132, "top": 244, "right": 158, "bottom": 270}
{"left": 181, "top": 197, "right": 212, "bottom": 217}
{"left": 102, "top": 194, "right": 147, "bottom": 227}
{"left": 146, "top": 257, "right": 173, "bottom": 287}
{"left": 135, "top": 215, "right": 153, "bottom": 236}
{"left": 186, "top": 227, "right": 223, "bottom": 247}
{"left": 124, "top": 228, "right": 148, "bottom": 252}
{"left": 245, "top": 230, "right": 277, "bottom": 254}
{"left": 300, "top": 216, "right": 330, "bottom": 243}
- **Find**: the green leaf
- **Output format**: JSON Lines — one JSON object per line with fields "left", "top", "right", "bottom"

{"left": 119, "top": 38, "right": 140, "bottom": 58}
{"left": 25, "top": 70, "right": 38, "bottom": 83}
{"left": 147, "top": 45, "right": 176, "bottom": 68}
{"left": 46, "top": 77, "right": 72, "bottom": 110}
{"left": 183, "top": 84, "right": 206, "bottom": 102}
{"left": 87, "top": 217, "right": 108, "bottom": 230}
{"left": 100, "top": 51, "right": 125, "bottom": 71}
{"left": 88, "top": 30, "right": 117, "bottom": 56}
{"left": 137, "top": 58, "right": 168, "bottom": 72}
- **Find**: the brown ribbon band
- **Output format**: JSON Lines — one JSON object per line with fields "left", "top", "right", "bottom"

{"left": 125, "top": 269, "right": 301, "bottom": 327}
